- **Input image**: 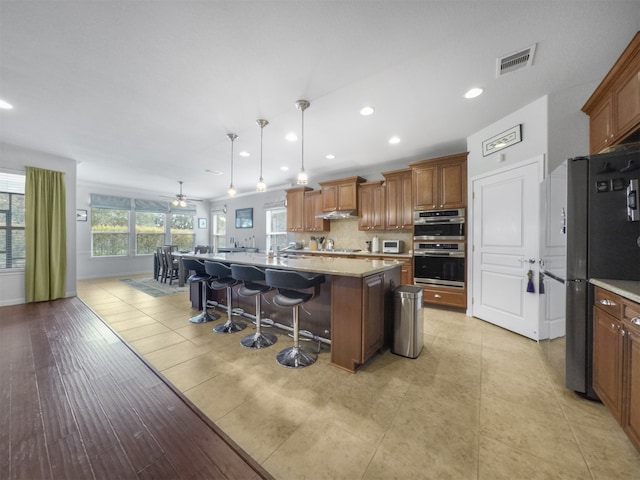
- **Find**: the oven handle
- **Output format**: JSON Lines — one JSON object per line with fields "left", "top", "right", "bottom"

{"left": 414, "top": 251, "right": 465, "bottom": 257}
{"left": 413, "top": 217, "right": 465, "bottom": 225}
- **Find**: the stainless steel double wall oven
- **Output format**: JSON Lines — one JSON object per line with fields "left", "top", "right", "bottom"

{"left": 413, "top": 208, "right": 465, "bottom": 288}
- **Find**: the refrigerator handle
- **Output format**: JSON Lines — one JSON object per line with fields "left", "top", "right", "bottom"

{"left": 628, "top": 179, "right": 639, "bottom": 222}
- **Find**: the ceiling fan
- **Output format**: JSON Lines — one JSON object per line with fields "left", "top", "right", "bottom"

{"left": 163, "top": 180, "right": 203, "bottom": 206}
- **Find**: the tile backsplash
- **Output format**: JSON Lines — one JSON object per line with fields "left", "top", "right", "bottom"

{"left": 293, "top": 218, "right": 413, "bottom": 253}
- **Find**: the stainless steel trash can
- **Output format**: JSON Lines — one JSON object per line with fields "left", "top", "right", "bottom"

{"left": 392, "top": 285, "right": 424, "bottom": 358}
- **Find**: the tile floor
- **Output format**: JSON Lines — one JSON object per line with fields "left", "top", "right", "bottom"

{"left": 77, "top": 275, "right": 640, "bottom": 479}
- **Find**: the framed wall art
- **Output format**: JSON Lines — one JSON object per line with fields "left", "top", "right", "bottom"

{"left": 235, "top": 208, "right": 253, "bottom": 229}
{"left": 482, "top": 124, "right": 522, "bottom": 156}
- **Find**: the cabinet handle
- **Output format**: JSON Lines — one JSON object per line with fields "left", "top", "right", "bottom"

{"left": 598, "top": 298, "right": 616, "bottom": 306}
{"left": 632, "top": 317, "right": 640, "bottom": 326}
{"left": 611, "top": 322, "right": 617, "bottom": 329}
{"left": 434, "top": 294, "right": 442, "bottom": 299}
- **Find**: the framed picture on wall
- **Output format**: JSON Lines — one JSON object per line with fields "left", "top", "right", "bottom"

{"left": 198, "top": 217, "right": 207, "bottom": 229}
{"left": 235, "top": 208, "right": 253, "bottom": 229}
{"left": 76, "top": 209, "right": 88, "bottom": 222}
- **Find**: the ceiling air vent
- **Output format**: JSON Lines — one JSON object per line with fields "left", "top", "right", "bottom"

{"left": 496, "top": 43, "right": 536, "bottom": 77}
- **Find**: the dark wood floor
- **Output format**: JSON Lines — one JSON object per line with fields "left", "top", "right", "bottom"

{"left": 0, "top": 297, "right": 273, "bottom": 480}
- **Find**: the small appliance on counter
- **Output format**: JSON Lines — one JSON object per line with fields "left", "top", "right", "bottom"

{"left": 382, "top": 239, "right": 404, "bottom": 254}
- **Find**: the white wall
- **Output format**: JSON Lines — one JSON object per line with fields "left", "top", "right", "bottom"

{"left": 0, "top": 142, "right": 77, "bottom": 306}
{"left": 76, "top": 181, "right": 212, "bottom": 280}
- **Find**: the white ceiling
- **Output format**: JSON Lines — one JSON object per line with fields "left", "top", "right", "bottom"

{"left": 1, "top": 1, "right": 639, "bottom": 201}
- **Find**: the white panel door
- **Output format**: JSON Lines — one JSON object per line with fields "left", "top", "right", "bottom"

{"left": 471, "top": 157, "right": 543, "bottom": 340}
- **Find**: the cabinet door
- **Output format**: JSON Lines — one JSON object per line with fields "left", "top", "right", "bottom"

{"left": 385, "top": 174, "right": 402, "bottom": 229}
{"left": 338, "top": 182, "right": 358, "bottom": 211}
{"left": 614, "top": 66, "right": 640, "bottom": 141}
{"left": 322, "top": 184, "right": 338, "bottom": 211}
{"left": 358, "top": 186, "right": 374, "bottom": 230}
{"left": 304, "top": 191, "right": 328, "bottom": 232}
{"left": 593, "top": 307, "right": 624, "bottom": 422}
{"left": 400, "top": 171, "right": 413, "bottom": 228}
{"left": 362, "top": 273, "right": 384, "bottom": 362}
{"left": 286, "top": 188, "right": 309, "bottom": 232}
{"left": 400, "top": 261, "right": 413, "bottom": 286}
{"left": 413, "top": 165, "right": 437, "bottom": 210}
{"left": 589, "top": 97, "right": 614, "bottom": 154}
{"left": 625, "top": 318, "right": 640, "bottom": 448}
{"left": 439, "top": 160, "right": 466, "bottom": 209}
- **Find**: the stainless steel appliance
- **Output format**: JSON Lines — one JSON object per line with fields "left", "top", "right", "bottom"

{"left": 541, "top": 147, "right": 640, "bottom": 399}
{"left": 413, "top": 208, "right": 465, "bottom": 240}
{"left": 413, "top": 242, "right": 465, "bottom": 288}
{"left": 382, "top": 239, "right": 404, "bottom": 254}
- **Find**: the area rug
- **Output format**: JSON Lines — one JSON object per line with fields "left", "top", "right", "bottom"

{"left": 121, "top": 277, "right": 188, "bottom": 297}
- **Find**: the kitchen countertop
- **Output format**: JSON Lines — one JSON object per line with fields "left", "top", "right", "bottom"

{"left": 590, "top": 279, "right": 640, "bottom": 303}
{"left": 174, "top": 251, "right": 403, "bottom": 278}
{"left": 286, "top": 249, "right": 413, "bottom": 259}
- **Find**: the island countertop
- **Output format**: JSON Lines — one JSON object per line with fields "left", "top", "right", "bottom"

{"left": 174, "top": 251, "right": 403, "bottom": 279}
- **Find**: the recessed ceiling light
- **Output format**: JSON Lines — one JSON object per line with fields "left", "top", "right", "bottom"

{"left": 388, "top": 136, "right": 401, "bottom": 144}
{"left": 205, "top": 169, "right": 223, "bottom": 175}
{"left": 464, "top": 87, "right": 483, "bottom": 99}
{"left": 239, "top": 151, "right": 250, "bottom": 157}
{"left": 360, "top": 106, "right": 375, "bottom": 116}
{"left": 285, "top": 132, "right": 297, "bottom": 142}
{"left": 0, "top": 99, "right": 14, "bottom": 109}
{"left": 280, "top": 166, "right": 289, "bottom": 171}
{"left": 326, "top": 154, "right": 335, "bottom": 159}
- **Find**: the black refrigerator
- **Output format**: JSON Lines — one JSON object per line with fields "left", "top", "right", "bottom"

{"left": 560, "top": 147, "right": 640, "bottom": 399}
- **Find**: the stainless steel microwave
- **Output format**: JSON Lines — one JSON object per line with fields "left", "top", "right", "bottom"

{"left": 382, "top": 239, "right": 404, "bottom": 254}
{"left": 413, "top": 208, "right": 465, "bottom": 241}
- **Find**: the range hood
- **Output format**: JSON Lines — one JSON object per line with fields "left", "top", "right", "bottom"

{"left": 315, "top": 210, "right": 358, "bottom": 220}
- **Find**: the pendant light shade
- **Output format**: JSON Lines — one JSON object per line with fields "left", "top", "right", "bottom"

{"left": 256, "top": 119, "right": 268, "bottom": 192}
{"left": 227, "top": 133, "right": 237, "bottom": 197}
{"left": 295, "top": 99, "right": 310, "bottom": 185}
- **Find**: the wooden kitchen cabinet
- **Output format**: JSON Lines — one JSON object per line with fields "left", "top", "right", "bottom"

{"left": 286, "top": 186, "right": 311, "bottom": 232}
{"left": 421, "top": 285, "right": 466, "bottom": 308}
{"left": 583, "top": 32, "right": 640, "bottom": 154}
{"left": 383, "top": 168, "right": 412, "bottom": 230}
{"left": 409, "top": 152, "right": 467, "bottom": 211}
{"left": 319, "top": 176, "right": 365, "bottom": 212}
{"left": 304, "top": 190, "right": 329, "bottom": 232}
{"left": 358, "top": 181, "right": 385, "bottom": 231}
{"left": 592, "top": 285, "right": 640, "bottom": 452}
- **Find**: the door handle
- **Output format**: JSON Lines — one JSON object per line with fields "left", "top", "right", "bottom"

{"left": 518, "top": 258, "right": 536, "bottom": 264}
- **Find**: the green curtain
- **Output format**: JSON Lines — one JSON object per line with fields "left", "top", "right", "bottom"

{"left": 24, "top": 167, "right": 67, "bottom": 302}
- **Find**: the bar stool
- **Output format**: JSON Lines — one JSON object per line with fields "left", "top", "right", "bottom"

{"left": 265, "top": 269, "right": 325, "bottom": 368}
{"left": 204, "top": 261, "right": 247, "bottom": 334}
{"left": 182, "top": 258, "right": 219, "bottom": 323}
{"left": 230, "top": 264, "right": 277, "bottom": 349}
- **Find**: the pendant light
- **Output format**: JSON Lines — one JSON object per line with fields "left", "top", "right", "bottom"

{"left": 295, "top": 99, "right": 310, "bottom": 185}
{"left": 227, "top": 133, "right": 237, "bottom": 197}
{"left": 256, "top": 119, "right": 268, "bottom": 192}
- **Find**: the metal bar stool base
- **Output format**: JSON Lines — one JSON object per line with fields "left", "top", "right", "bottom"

{"left": 189, "top": 311, "right": 220, "bottom": 324}
{"left": 240, "top": 332, "right": 277, "bottom": 349}
{"left": 276, "top": 346, "right": 317, "bottom": 368}
{"left": 213, "top": 319, "right": 247, "bottom": 334}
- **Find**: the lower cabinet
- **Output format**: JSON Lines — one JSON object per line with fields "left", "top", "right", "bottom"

{"left": 421, "top": 285, "right": 466, "bottom": 308}
{"left": 593, "top": 286, "right": 640, "bottom": 452}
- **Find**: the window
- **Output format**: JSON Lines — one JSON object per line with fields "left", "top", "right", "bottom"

{"left": 170, "top": 213, "right": 194, "bottom": 251}
{"left": 211, "top": 210, "right": 227, "bottom": 251}
{"left": 135, "top": 211, "right": 165, "bottom": 255}
{"left": 266, "top": 207, "right": 287, "bottom": 252}
{"left": 0, "top": 172, "right": 26, "bottom": 269}
{"left": 91, "top": 207, "right": 129, "bottom": 256}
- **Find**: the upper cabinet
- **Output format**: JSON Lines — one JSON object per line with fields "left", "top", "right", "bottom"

{"left": 583, "top": 32, "right": 640, "bottom": 154}
{"left": 410, "top": 152, "right": 468, "bottom": 211}
{"left": 304, "top": 190, "right": 330, "bottom": 232}
{"left": 382, "top": 168, "right": 413, "bottom": 230}
{"left": 319, "top": 176, "right": 366, "bottom": 212}
{"left": 285, "top": 186, "right": 312, "bottom": 232}
{"left": 358, "top": 181, "right": 385, "bottom": 231}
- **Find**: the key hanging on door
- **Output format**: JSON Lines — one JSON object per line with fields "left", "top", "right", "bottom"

{"left": 526, "top": 269, "right": 535, "bottom": 293}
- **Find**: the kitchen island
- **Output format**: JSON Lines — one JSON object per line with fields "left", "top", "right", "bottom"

{"left": 176, "top": 252, "right": 402, "bottom": 372}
